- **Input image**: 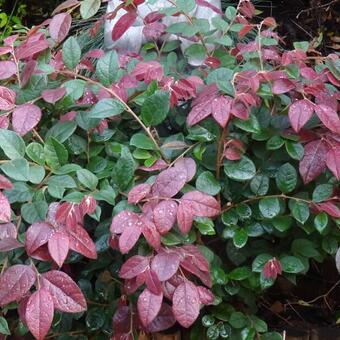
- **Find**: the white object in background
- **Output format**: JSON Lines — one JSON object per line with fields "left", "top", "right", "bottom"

{"left": 104, "top": 0, "right": 222, "bottom": 65}
{"left": 336, "top": 247, "right": 340, "bottom": 274}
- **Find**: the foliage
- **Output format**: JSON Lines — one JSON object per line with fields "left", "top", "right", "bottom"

{"left": 0, "top": 0, "right": 339, "bottom": 339}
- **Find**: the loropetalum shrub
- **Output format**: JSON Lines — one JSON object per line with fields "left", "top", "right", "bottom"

{"left": 0, "top": 0, "right": 339, "bottom": 339}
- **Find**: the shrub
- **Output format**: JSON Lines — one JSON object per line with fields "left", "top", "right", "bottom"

{"left": 0, "top": 0, "right": 339, "bottom": 339}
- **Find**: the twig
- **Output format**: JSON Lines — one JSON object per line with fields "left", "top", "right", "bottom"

{"left": 296, "top": 0, "right": 339, "bottom": 18}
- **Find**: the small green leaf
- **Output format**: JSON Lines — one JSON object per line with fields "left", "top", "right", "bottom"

{"left": 225, "top": 6, "right": 237, "bottom": 21}
{"left": 234, "top": 115, "right": 261, "bottom": 134}
{"left": 224, "top": 157, "right": 256, "bottom": 181}
{"left": 207, "top": 68, "right": 234, "bottom": 95}
{"left": 271, "top": 216, "right": 293, "bottom": 232}
{"left": 96, "top": 50, "right": 119, "bottom": 86}
{"left": 276, "top": 163, "right": 297, "bottom": 193}
{"left": 177, "top": 0, "right": 196, "bottom": 13}
{"left": 112, "top": 148, "right": 135, "bottom": 191}
{"left": 285, "top": 141, "right": 304, "bottom": 160}
{"left": 62, "top": 36, "right": 81, "bottom": 69}
{"left": 0, "top": 316, "right": 10, "bottom": 335}
{"left": 195, "top": 217, "right": 215, "bottom": 235}
{"left": 77, "top": 169, "right": 98, "bottom": 191}
{"left": 222, "top": 210, "right": 238, "bottom": 226}
{"left": 141, "top": 91, "right": 170, "bottom": 126}
{"left": 266, "top": 135, "right": 284, "bottom": 150}
{"left": 44, "top": 137, "right": 68, "bottom": 169}
{"left": 280, "top": 256, "right": 305, "bottom": 273}
{"left": 312, "top": 184, "right": 333, "bottom": 202}
{"left": 291, "top": 201, "right": 309, "bottom": 224}
{"left": 314, "top": 212, "right": 328, "bottom": 234}
{"left": 26, "top": 142, "right": 45, "bottom": 165}
{"left": 21, "top": 201, "right": 48, "bottom": 224}
{"left": 29, "top": 165, "right": 45, "bottom": 184}
{"left": 233, "top": 229, "right": 248, "bottom": 248}
{"left": 250, "top": 174, "right": 269, "bottom": 195}
{"left": 1, "top": 158, "right": 30, "bottom": 181}
{"left": 80, "top": 0, "right": 101, "bottom": 19}
{"left": 228, "top": 311, "right": 247, "bottom": 328}
{"left": 292, "top": 239, "right": 320, "bottom": 258}
{"left": 293, "top": 41, "right": 309, "bottom": 51}
{"left": 46, "top": 121, "right": 77, "bottom": 143}
{"left": 259, "top": 197, "right": 280, "bottom": 219}
{"left": 89, "top": 99, "right": 125, "bottom": 119}
{"left": 0, "top": 129, "right": 26, "bottom": 159}
{"left": 130, "top": 133, "right": 157, "bottom": 150}
{"left": 252, "top": 254, "right": 272, "bottom": 272}
{"left": 196, "top": 171, "right": 221, "bottom": 195}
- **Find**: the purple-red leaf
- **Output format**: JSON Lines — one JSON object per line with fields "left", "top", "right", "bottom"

{"left": 119, "top": 226, "right": 142, "bottom": 254}
{"left": 137, "top": 288, "right": 163, "bottom": 327}
{"left": 0, "top": 265, "right": 36, "bottom": 306}
{"left": 48, "top": 231, "right": 70, "bottom": 267}
{"left": 0, "top": 86, "right": 16, "bottom": 111}
{"left": 131, "top": 61, "right": 164, "bottom": 84}
{"left": 52, "top": 0, "right": 80, "bottom": 15}
{"left": 26, "top": 287, "right": 54, "bottom": 340}
{"left": 145, "top": 269, "right": 162, "bottom": 295}
{"left": 326, "top": 147, "right": 340, "bottom": 179}
{"left": 272, "top": 79, "right": 295, "bottom": 94}
{"left": 177, "top": 201, "right": 194, "bottom": 234}
{"left": 174, "top": 157, "right": 197, "bottom": 182}
{"left": 147, "top": 303, "right": 176, "bottom": 332}
{"left": 172, "top": 281, "right": 200, "bottom": 328}
{"left": 197, "top": 286, "right": 214, "bottom": 305}
{"left": 49, "top": 13, "right": 72, "bottom": 43}
{"left": 21, "top": 60, "right": 37, "bottom": 88}
{"left": 142, "top": 218, "right": 161, "bottom": 250}
{"left": 15, "top": 35, "right": 49, "bottom": 60}
{"left": 315, "top": 104, "right": 340, "bottom": 134}
{"left": 42, "top": 87, "right": 66, "bottom": 104}
{"left": 0, "top": 61, "right": 16, "bottom": 80}
{"left": 288, "top": 99, "right": 314, "bottom": 132}
{"left": 112, "top": 10, "right": 137, "bottom": 41}
{"left": 0, "top": 174, "right": 13, "bottom": 190}
{"left": 127, "top": 183, "right": 151, "bottom": 204}
{"left": 181, "top": 191, "right": 220, "bottom": 217}
{"left": 152, "top": 167, "right": 187, "bottom": 198}
{"left": 12, "top": 103, "right": 42, "bottom": 136}
{"left": 151, "top": 252, "right": 180, "bottom": 281}
{"left": 211, "top": 96, "right": 232, "bottom": 128}
{"left": 153, "top": 200, "right": 178, "bottom": 234}
{"left": 0, "top": 237, "right": 23, "bottom": 252}
{"left": 110, "top": 211, "right": 140, "bottom": 234}
{"left": 316, "top": 202, "right": 340, "bottom": 218}
{"left": 25, "top": 222, "right": 53, "bottom": 256}
{"left": 40, "top": 270, "right": 87, "bottom": 312}
{"left": 299, "top": 140, "right": 329, "bottom": 184}
{"left": 67, "top": 224, "right": 97, "bottom": 259}
{"left": 119, "top": 255, "right": 149, "bottom": 279}
{"left": 0, "top": 222, "right": 17, "bottom": 239}
{"left": 0, "top": 192, "right": 11, "bottom": 223}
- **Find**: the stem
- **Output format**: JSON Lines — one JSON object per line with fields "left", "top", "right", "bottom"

{"left": 33, "top": 128, "right": 45, "bottom": 144}
{"left": 216, "top": 126, "right": 228, "bottom": 203}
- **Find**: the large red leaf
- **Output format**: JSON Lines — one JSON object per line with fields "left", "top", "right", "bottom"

{"left": 119, "top": 255, "right": 149, "bottom": 279}
{"left": 56, "top": 202, "right": 82, "bottom": 228}
{"left": 127, "top": 183, "right": 151, "bottom": 204}
{"left": 187, "top": 100, "right": 213, "bottom": 127}
{"left": 172, "top": 282, "right": 200, "bottom": 328}
{"left": 119, "top": 226, "right": 142, "bottom": 254}
{"left": 0, "top": 237, "right": 23, "bottom": 252}
{"left": 139, "top": 159, "right": 168, "bottom": 172}
{"left": 0, "top": 222, "right": 17, "bottom": 239}
{"left": 326, "top": 147, "right": 340, "bottom": 179}
{"left": 0, "top": 192, "right": 11, "bottom": 223}
{"left": 145, "top": 269, "right": 162, "bottom": 295}
{"left": 40, "top": 270, "right": 87, "bottom": 312}
{"left": 147, "top": 303, "right": 176, "bottom": 333}
{"left": 12, "top": 103, "right": 42, "bottom": 136}
{"left": 174, "top": 157, "right": 197, "bottom": 182}
{"left": 299, "top": 139, "right": 329, "bottom": 184}
{"left": 15, "top": 34, "right": 49, "bottom": 60}
{"left": 137, "top": 288, "right": 163, "bottom": 327}
{"left": 288, "top": 99, "right": 314, "bottom": 132}
{"left": 21, "top": 59, "right": 37, "bottom": 87}
{"left": 0, "top": 61, "right": 16, "bottom": 80}
{"left": 196, "top": 0, "right": 223, "bottom": 14}
{"left": 0, "top": 86, "right": 16, "bottom": 111}
{"left": 151, "top": 252, "right": 180, "bottom": 281}
{"left": 26, "top": 287, "right": 54, "bottom": 340}
{"left": 0, "top": 174, "right": 13, "bottom": 190}
{"left": 211, "top": 96, "right": 232, "bottom": 128}
{"left": 180, "top": 257, "right": 212, "bottom": 287}
{"left": 197, "top": 286, "right": 214, "bottom": 305}
{"left": 315, "top": 104, "right": 340, "bottom": 134}
{"left": 131, "top": 61, "right": 164, "bottom": 84}
{"left": 177, "top": 201, "right": 194, "bottom": 234}
{"left": 110, "top": 210, "right": 140, "bottom": 234}
{"left": 316, "top": 202, "right": 340, "bottom": 218}
{"left": 153, "top": 200, "right": 178, "bottom": 234}
{"left": 67, "top": 224, "right": 97, "bottom": 259}
{"left": 272, "top": 79, "right": 295, "bottom": 94}
{"left": 152, "top": 167, "right": 187, "bottom": 198}
{"left": 111, "top": 10, "right": 137, "bottom": 41}
{"left": 182, "top": 244, "right": 210, "bottom": 273}
{"left": 49, "top": 13, "right": 72, "bottom": 43}
{"left": 25, "top": 222, "right": 53, "bottom": 256}
{"left": 142, "top": 218, "right": 161, "bottom": 250}
{"left": 0, "top": 265, "right": 36, "bottom": 306}
{"left": 42, "top": 87, "right": 66, "bottom": 104}
{"left": 52, "top": 0, "right": 80, "bottom": 15}
{"left": 181, "top": 191, "right": 220, "bottom": 217}
{"left": 48, "top": 231, "right": 70, "bottom": 267}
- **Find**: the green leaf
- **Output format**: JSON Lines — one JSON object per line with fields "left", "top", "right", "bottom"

{"left": 228, "top": 311, "right": 247, "bottom": 328}
{"left": 314, "top": 212, "right": 328, "bottom": 234}
{"left": 250, "top": 174, "right": 269, "bottom": 196}
{"left": 261, "top": 332, "right": 282, "bottom": 340}
{"left": 77, "top": 169, "right": 98, "bottom": 191}
{"left": 80, "top": 0, "right": 101, "bottom": 19}
{"left": 112, "top": 148, "right": 135, "bottom": 191}
{"left": 276, "top": 163, "right": 297, "bottom": 193}
{"left": 293, "top": 41, "right": 309, "bottom": 51}
{"left": 46, "top": 121, "right": 77, "bottom": 143}
{"left": 292, "top": 239, "right": 320, "bottom": 258}
{"left": 0, "top": 129, "right": 25, "bottom": 159}
{"left": 266, "top": 135, "right": 284, "bottom": 150}
{"left": 44, "top": 137, "right": 68, "bottom": 169}
{"left": 271, "top": 216, "right": 293, "bottom": 232}
{"left": 234, "top": 114, "right": 261, "bottom": 133}
{"left": 196, "top": 171, "right": 221, "bottom": 195}
{"left": 285, "top": 141, "right": 304, "bottom": 160}
{"left": 96, "top": 50, "right": 119, "bottom": 86}
{"left": 225, "top": 6, "right": 237, "bottom": 21}
{"left": 29, "top": 165, "right": 45, "bottom": 184}
{"left": 0, "top": 316, "right": 10, "bottom": 335}
{"left": 64, "top": 79, "right": 86, "bottom": 101}
{"left": 62, "top": 36, "right": 81, "bottom": 69}
{"left": 228, "top": 267, "right": 251, "bottom": 281}
{"left": 141, "top": 91, "right": 170, "bottom": 126}
{"left": 21, "top": 201, "right": 48, "bottom": 224}
{"left": 250, "top": 315, "right": 267, "bottom": 333}
{"left": 26, "top": 142, "right": 45, "bottom": 165}
{"left": 252, "top": 254, "right": 272, "bottom": 272}
{"left": 322, "top": 236, "right": 337, "bottom": 255}
{"left": 207, "top": 68, "right": 234, "bottom": 95}
{"left": 291, "top": 201, "right": 309, "bottom": 224}
{"left": 280, "top": 256, "right": 305, "bottom": 273}
{"left": 166, "top": 22, "right": 199, "bottom": 36}
{"left": 184, "top": 44, "right": 206, "bottom": 60}
{"left": 224, "top": 157, "right": 256, "bottom": 181}
{"left": 259, "top": 197, "right": 280, "bottom": 219}
{"left": 89, "top": 99, "right": 125, "bottom": 119}
{"left": 312, "top": 184, "right": 333, "bottom": 202}
{"left": 236, "top": 203, "right": 252, "bottom": 220}
{"left": 233, "top": 229, "right": 248, "bottom": 248}
{"left": 130, "top": 133, "right": 157, "bottom": 150}
{"left": 195, "top": 217, "right": 215, "bottom": 235}
{"left": 1, "top": 158, "right": 30, "bottom": 181}
{"left": 177, "top": 0, "right": 196, "bottom": 13}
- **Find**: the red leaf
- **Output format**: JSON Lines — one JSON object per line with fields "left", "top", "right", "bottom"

{"left": 127, "top": 183, "right": 151, "bottom": 204}
{"left": 197, "top": 286, "right": 214, "bottom": 305}
{"left": 187, "top": 100, "right": 213, "bottom": 127}
{"left": 119, "top": 226, "right": 142, "bottom": 254}
{"left": 139, "top": 159, "right": 168, "bottom": 172}
{"left": 152, "top": 167, "right": 187, "bottom": 198}
{"left": 326, "top": 147, "right": 340, "bottom": 179}
{"left": 196, "top": 0, "right": 223, "bottom": 14}
{"left": 0, "top": 222, "right": 17, "bottom": 239}
{"left": 49, "top": 13, "right": 72, "bottom": 43}
{"left": 56, "top": 202, "right": 82, "bottom": 228}
{"left": 0, "top": 174, "right": 13, "bottom": 190}
{"left": 52, "top": 0, "right": 80, "bottom": 15}
{"left": 120, "top": 255, "right": 149, "bottom": 279}
{"left": 48, "top": 231, "right": 70, "bottom": 267}
{"left": 174, "top": 157, "right": 197, "bottom": 182}
{"left": 18, "top": 295, "right": 30, "bottom": 325}
{"left": 0, "top": 61, "right": 16, "bottom": 80}
{"left": 142, "top": 218, "right": 161, "bottom": 250}
{"left": 151, "top": 252, "right": 180, "bottom": 281}
{"left": 67, "top": 224, "right": 97, "bottom": 259}
{"left": 113, "top": 305, "right": 131, "bottom": 334}
{"left": 263, "top": 257, "right": 282, "bottom": 280}
{"left": 0, "top": 265, "right": 36, "bottom": 306}
{"left": 272, "top": 79, "right": 295, "bottom": 94}
{"left": 137, "top": 288, "right": 163, "bottom": 327}
{"left": 145, "top": 269, "right": 162, "bottom": 295}
{"left": 0, "top": 47, "right": 12, "bottom": 56}
{"left": 42, "top": 87, "right": 66, "bottom": 104}
{"left": 12, "top": 103, "right": 42, "bottom": 136}
{"left": 0, "top": 192, "right": 11, "bottom": 223}
{"left": 177, "top": 201, "right": 194, "bottom": 234}
{"left": 0, "top": 115, "right": 9, "bottom": 129}
{"left": 111, "top": 211, "right": 140, "bottom": 234}
{"left": 211, "top": 96, "right": 232, "bottom": 128}
{"left": 147, "top": 303, "right": 176, "bottom": 333}
{"left": 21, "top": 60, "right": 37, "bottom": 88}
{"left": 112, "top": 10, "right": 137, "bottom": 41}
{"left": 181, "top": 191, "right": 220, "bottom": 217}
{"left": 180, "top": 257, "right": 212, "bottom": 287}
{"left": 40, "top": 270, "right": 87, "bottom": 312}
{"left": 0, "top": 86, "right": 16, "bottom": 111}
{"left": 288, "top": 99, "right": 314, "bottom": 133}
{"left": 153, "top": 200, "right": 178, "bottom": 234}
{"left": 15, "top": 35, "right": 49, "bottom": 60}
{"left": 25, "top": 222, "right": 53, "bottom": 256}
{"left": 131, "top": 61, "right": 164, "bottom": 84}
{"left": 315, "top": 104, "right": 340, "bottom": 134}
{"left": 0, "top": 238, "right": 23, "bottom": 252}
{"left": 182, "top": 244, "right": 210, "bottom": 272}
{"left": 26, "top": 287, "right": 54, "bottom": 340}
{"left": 172, "top": 282, "right": 200, "bottom": 328}
{"left": 299, "top": 140, "right": 329, "bottom": 184}
{"left": 316, "top": 202, "right": 340, "bottom": 218}
{"left": 79, "top": 195, "right": 97, "bottom": 215}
